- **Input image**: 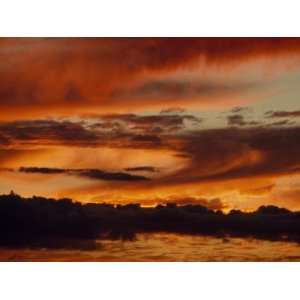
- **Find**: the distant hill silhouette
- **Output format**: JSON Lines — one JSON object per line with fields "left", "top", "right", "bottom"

{"left": 0, "top": 192, "right": 300, "bottom": 249}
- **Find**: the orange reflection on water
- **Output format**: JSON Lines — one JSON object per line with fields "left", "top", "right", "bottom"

{"left": 1, "top": 233, "right": 300, "bottom": 262}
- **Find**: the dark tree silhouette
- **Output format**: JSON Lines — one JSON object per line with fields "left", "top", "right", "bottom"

{"left": 0, "top": 192, "right": 300, "bottom": 250}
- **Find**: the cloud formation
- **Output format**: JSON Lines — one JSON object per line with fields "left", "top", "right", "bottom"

{"left": 2, "top": 117, "right": 300, "bottom": 188}
{"left": 265, "top": 110, "right": 300, "bottom": 118}
{"left": 19, "top": 166, "right": 149, "bottom": 181}
{"left": 156, "top": 127, "right": 300, "bottom": 188}
{"left": 227, "top": 114, "right": 260, "bottom": 127}
{"left": 0, "top": 113, "right": 201, "bottom": 150}
{"left": 124, "top": 166, "right": 158, "bottom": 173}
{"left": 1, "top": 38, "right": 300, "bottom": 118}
{"left": 2, "top": 38, "right": 300, "bottom": 210}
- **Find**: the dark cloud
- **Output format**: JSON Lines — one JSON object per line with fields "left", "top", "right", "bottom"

{"left": 227, "top": 114, "right": 247, "bottom": 126}
{"left": 0, "top": 120, "right": 98, "bottom": 146}
{"left": 227, "top": 114, "right": 260, "bottom": 127}
{"left": 159, "top": 127, "right": 300, "bottom": 186}
{"left": 77, "top": 169, "right": 148, "bottom": 181}
{"left": 2, "top": 118, "right": 300, "bottom": 189}
{"left": 265, "top": 110, "right": 300, "bottom": 118}
{"left": 19, "top": 167, "right": 65, "bottom": 174}
{"left": 269, "top": 120, "right": 294, "bottom": 126}
{"left": 0, "top": 117, "right": 173, "bottom": 150}
{"left": 124, "top": 166, "right": 158, "bottom": 173}
{"left": 97, "top": 113, "right": 201, "bottom": 131}
{"left": 19, "top": 166, "right": 149, "bottom": 181}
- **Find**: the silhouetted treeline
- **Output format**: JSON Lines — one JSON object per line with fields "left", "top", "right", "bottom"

{"left": 1, "top": 192, "right": 300, "bottom": 249}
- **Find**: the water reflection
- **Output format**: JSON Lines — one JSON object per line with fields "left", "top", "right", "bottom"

{"left": 1, "top": 232, "right": 300, "bottom": 261}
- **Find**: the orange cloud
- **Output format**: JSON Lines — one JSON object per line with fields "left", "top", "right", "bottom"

{"left": 1, "top": 38, "right": 300, "bottom": 119}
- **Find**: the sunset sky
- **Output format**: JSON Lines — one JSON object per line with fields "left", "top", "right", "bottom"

{"left": 1, "top": 37, "right": 300, "bottom": 211}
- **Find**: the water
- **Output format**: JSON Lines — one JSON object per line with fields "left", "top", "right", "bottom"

{"left": 1, "top": 233, "right": 300, "bottom": 261}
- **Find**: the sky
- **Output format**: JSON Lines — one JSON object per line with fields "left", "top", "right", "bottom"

{"left": 1, "top": 37, "right": 300, "bottom": 211}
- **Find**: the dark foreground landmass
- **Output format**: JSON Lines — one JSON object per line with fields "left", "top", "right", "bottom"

{"left": 0, "top": 193, "right": 300, "bottom": 250}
